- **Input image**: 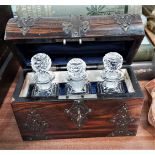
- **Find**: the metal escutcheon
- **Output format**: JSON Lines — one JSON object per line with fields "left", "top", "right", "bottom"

{"left": 65, "top": 99, "right": 91, "bottom": 128}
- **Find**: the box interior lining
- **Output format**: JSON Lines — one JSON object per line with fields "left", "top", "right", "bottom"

{"left": 19, "top": 69, "right": 135, "bottom": 99}
{"left": 15, "top": 40, "right": 134, "bottom": 67}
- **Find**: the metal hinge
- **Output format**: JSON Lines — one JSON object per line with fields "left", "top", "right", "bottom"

{"left": 62, "top": 15, "right": 90, "bottom": 38}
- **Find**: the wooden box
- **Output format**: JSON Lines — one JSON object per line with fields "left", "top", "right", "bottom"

{"left": 4, "top": 15, "right": 145, "bottom": 141}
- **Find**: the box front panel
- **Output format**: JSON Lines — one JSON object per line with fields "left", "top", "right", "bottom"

{"left": 12, "top": 98, "right": 143, "bottom": 141}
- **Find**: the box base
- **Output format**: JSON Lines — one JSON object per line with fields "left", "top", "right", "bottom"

{"left": 12, "top": 66, "right": 144, "bottom": 141}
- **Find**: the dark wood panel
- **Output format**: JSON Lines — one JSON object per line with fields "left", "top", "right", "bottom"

{"left": 0, "top": 52, "right": 19, "bottom": 106}
{"left": 12, "top": 98, "right": 143, "bottom": 141}
{"left": 4, "top": 15, "right": 144, "bottom": 40}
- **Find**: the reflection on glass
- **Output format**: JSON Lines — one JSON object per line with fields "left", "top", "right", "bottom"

{"left": 31, "top": 53, "right": 56, "bottom": 97}
{"left": 99, "top": 52, "right": 125, "bottom": 94}
{"left": 66, "top": 58, "right": 88, "bottom": 94}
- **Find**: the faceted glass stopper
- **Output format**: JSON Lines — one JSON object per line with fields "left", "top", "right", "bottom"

{"left": 102, "top": 52, "right": 123, "bottom": 80}
{"left": 31, "top": 53, "right": 54, "bottom": 83}
{"left": 100, "top": 52, "right": 125, "bottom": 94}
{"left": 31, "top": 53, "right": 56, "bottom": 97}
{"left": 67, "top": 58, "right": 87, "bottom": 81}
{"left": 66, "top": 58, "right": 87, "bottom": 94}
{"left": 31, "top": 53, "right": 51, "bottom": 73}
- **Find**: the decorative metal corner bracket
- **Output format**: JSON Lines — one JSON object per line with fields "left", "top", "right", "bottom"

{"left": 65, "top": 99, "right": 92, "bottom": 128}
{"left": 14, "top": 16, "right": 40, "bottom": 35}
{"left": 112, "top": 14, "right": 133, "bottom": 32}
{"left": 108, "top": 103, "right": 135, "bottom": 137}
{"left": 62, "top": 16, "right": 90, "bottom": 38}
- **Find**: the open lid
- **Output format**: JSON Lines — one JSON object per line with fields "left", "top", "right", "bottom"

{"left": 4, "top": 15, "right": 144, "bottom": 68}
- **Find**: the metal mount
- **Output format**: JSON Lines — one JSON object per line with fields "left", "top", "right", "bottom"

{"left": 14, "top": 16, "right": 40, "bottom": 35}
{"left": 62, "top": 16, "right": 89, "bottom": 38}
{"left": 109, "top": 103, "right": 135, "bottom": 136}
{"left": 112, "top": 14, "right": 133, "bottom": 32}
{"left": 65, "top": 99, "right": 91, "bottom": 128}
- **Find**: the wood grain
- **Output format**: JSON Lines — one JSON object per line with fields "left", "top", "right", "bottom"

{"left": 0, "top": 69, "right": 154, "bottom": 149}
{"left": 4, "top": 15, "right": 145, "bottom": 69}
{"left": 4, "top": 15, "right": 144, "bottom": 40}
{"left": 12, "top": 98, "right": 143, "bottom": 141}
{"left": 0, "top": 51, "right": 19, "bottom": 106}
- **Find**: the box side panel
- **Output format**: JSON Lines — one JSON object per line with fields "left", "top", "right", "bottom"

{"left": 12, "top": 98, "right": 143, "bottom": 141}
{"left": 0, "top": 53, "right": 19, "bottom": 106}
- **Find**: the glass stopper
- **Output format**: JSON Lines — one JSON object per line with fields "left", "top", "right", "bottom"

{"left": 31, "top": 53, "right": 54, "bottom": 84}
{"left": 31, "top": 53, "right": 51, "bottom": 73}
{"left": 67, "top": 58, "right": 87, "bottom": 81}
{"left": 99, "top": 52, "right": 125, "bottom": 94}
{"left": 66, "top": 58, "right": 88, "bottom": 94}
{"left": 31, "top": 53, "right": 56, "bottom": 97}
{"left": 102, "top": 52, "right": 123, "bottom": 80}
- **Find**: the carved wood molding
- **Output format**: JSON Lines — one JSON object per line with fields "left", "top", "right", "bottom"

{"left": 109, "top": 103, "right": 135, "bottom": 136}
{"left": 65, "top": 100, "right": 92, "bottom": 128}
